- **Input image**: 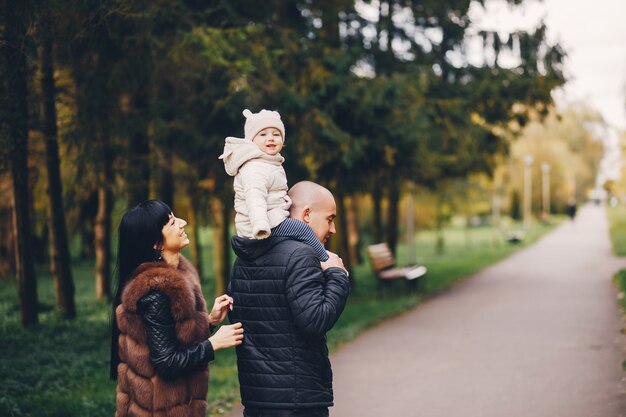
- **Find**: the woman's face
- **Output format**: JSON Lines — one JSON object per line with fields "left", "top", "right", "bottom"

{"left": 160, "top": 213, "right": 190, "bottom": 253}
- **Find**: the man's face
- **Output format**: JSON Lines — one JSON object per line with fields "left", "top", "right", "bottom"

{"left": 306, "top": 194, "right": 337, "bottom": 245}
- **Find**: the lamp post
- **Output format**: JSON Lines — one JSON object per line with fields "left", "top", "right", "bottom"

{"left": 523, "top": 154, "right": 534, "bottom": 229}
{"left": 541, "top": 163, "right": 551, "bottom": 221}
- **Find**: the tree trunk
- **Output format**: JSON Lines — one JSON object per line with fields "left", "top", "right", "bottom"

{"left": 80, "top": 222, "right": 95, "bottom": 259}
{"left": 126, "top": 87, "right": 150, "bottom": 207}
{"left": 345, "top": 195, "right": 362, "bottom": 265}
{"left": 0, "top": 206, "right": 16, "bottom": 276}
{"left": 220, "top": 196, "right": 231, "bottom": 291}
{"left": 386, "top": 179, "right": 400, "bottom": 255}
{"left": 336, "top": 192, "right": 353, "bottom": 282}
{"left": 405, "top": 183, "right": 415, "bottom": 264}
{"left": 320, "top": 0, "right": 340, "bottom": 48}
{"left": 372, "top": 185, "right": 383, "bottom": 244}
{"left": 40, "top": 16, "right": 76, "bottom": 318}
{"left": 5, "top": 0, "right": 38, "bottom": 325}
{"left": 157, "top": 137, "right": 174, "bottom": 209}
{"left": 328, "top": 217, "right": 340, "bottom": 254}
{"left": 435, "top": 189, "right": 445, "bottom": 255}
{"left": 187, "top": 189, "right": 203, "bottom": 281}
{"left": 210, "top": 195, "right": 231, "bottom": 295}
{"left": 93, "top": 92, "right": 113, "bottom": 299}
{"left": 95, "top": 183, "right": 112, "bottom": 299}
{"left": 464, "top": 213, "right": 472, "bottom": 248}
{"left": 375, "top": 0, "right": 395, "bottom": 76}
{"left": 77, "top": 190, "right": 97, "bottom": 259}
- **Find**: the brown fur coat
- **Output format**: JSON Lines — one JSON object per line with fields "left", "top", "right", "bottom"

{"left": 115, "top": 256, "right": 211, "bottom": 417}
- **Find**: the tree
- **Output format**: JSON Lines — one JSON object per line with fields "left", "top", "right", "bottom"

{"left": 504, "top": 107, "right": 604, "bottom": 215}
{"left": 3, "top": 0, "right": 39, "bottom": 326}
{"left": 120, "top": 3, "right": 152, "bottom": 207}
{"left": 57, "top": 0, "right": 120, "bottom": 299}
{"left": 352, "top": 1, "right": 564, "bottom": 252}
{"left": 38, "top": 4, "right": 76, "bottom": 318}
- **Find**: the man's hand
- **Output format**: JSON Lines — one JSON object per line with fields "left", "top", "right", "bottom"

{"left": 321, "top": 251, "right": 347, "bottom": 273}
{"left": 208, "top": 294, "right": 234, "bottom": 326}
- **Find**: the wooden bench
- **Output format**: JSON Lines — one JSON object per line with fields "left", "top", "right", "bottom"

{"left": 504, "top": 230, "right": 525, "bottom": 244}
{"left": 366, "top": 243, "right": 427, "bottom": 290}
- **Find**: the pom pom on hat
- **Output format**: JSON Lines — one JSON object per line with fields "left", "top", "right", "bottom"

{"left": 243, "top": 109, "right": 285, "bottom": 142}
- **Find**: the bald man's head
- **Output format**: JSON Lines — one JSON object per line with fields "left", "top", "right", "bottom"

{"left": 288, "top": 181, "right": 333, "bottom": 213}
{"left": 288, "top": 181, "right": 337, "bottom": 244}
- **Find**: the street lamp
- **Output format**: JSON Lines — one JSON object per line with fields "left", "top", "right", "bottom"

{"left": 541, "top": 163, "right": 551, "bottom": 221}
{"left": 523, "top": 154, "right": 534, "bottom": 229}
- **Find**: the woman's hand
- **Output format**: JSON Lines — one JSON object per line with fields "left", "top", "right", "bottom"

{"left": 208, "top": 322, "right": 244, "bottom": 351}
{"left": 209, "top": 294, "right": 234, "bottom": 326}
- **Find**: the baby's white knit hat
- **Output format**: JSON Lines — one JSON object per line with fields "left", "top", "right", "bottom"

{"left": 243, "top": 109, "right": 285, "bottom": 142}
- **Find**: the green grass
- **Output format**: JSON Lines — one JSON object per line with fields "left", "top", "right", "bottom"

{"left": 0, "top": 219, "right": 559, "bottom": 417}
{"left": 0, "top": 262, "right": 116, "bottom": 417}
{"left": 607, "top": 205, "right": 626, "bottom": 256}
{"left": 394, "top": 220, "right": 558, "bottom": 293}
{"left": 614, "top": 270, "right": 626, "bottom": 312}
{"left": 607, "top": 204, "right": 626, "bottom": 314}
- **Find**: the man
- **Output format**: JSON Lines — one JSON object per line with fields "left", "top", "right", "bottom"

{"left": 228, "top": 181, "right": 350, "bottom": 417}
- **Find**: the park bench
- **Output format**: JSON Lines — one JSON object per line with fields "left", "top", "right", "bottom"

{"left": 504, "top": 230, "right": 525, "bottom": 244}
{"left": 366, "top": 243, "right": 427, "bottom": 290}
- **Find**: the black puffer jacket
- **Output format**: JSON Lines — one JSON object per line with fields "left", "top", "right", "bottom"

{"left": 228, "top": 236, "right": 350, "bottom": 409}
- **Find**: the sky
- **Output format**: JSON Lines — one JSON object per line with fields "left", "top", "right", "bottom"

{"left": 468, "top": 0, "right": 626, "bottom": 132}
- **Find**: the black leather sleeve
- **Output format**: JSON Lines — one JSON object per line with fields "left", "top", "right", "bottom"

{"left": 138, "top": 290, "right": 215, "bottom": 380}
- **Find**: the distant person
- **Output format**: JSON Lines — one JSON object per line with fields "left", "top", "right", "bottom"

{"left": 228, "top": 181, "right": 350, "bottom": 417}
{"left": 219, "top": 109, "right": 329, "bottom": 262}
{"left": 566, "top": 198, "right": 577, "bottom": 221}
{"left": 110, "top": 200, "right": 244, "bottom": 417}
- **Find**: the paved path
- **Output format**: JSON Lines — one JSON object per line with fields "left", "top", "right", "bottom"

{"left": 331, "top": 204, "right": 626, "bottom": 417}
{"left": 227, "top": 204, "right": 626, "bottom": 417}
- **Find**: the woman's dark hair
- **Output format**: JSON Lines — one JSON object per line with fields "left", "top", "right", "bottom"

{"left": 110, "top": 200, "right": 172, "bottom": 379}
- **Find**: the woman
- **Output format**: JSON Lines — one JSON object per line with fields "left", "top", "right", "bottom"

{"left": 110, "top": 200, "right": 243, "bottom": 417}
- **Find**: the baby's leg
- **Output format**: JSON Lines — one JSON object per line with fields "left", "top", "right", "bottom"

{"left": 271, "top": 218, "right": 329, "bottom": 261}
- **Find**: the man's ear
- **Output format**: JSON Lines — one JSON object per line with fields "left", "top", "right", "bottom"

{"left": 153, "top": 243, "right": 162, "bottom": 251}
{"left": 303, "top": 207, "right": 311, "bottom": 223}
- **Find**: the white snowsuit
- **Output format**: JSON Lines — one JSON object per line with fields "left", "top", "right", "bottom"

{"left": 219, "top": 137, "right": 291, "bottom": 239}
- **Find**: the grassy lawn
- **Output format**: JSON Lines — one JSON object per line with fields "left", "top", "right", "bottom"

{"left": 607, "top": 204, "right": 626, "bottom": 312}
{"left": 607, "top": 204, "right": 626, "bottom": 257}
{"left": 0, "top": 218, "right": 559, "bottom": 417}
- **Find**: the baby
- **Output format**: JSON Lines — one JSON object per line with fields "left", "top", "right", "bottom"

{"left": 219, "top": 109, "right": 329, "bottom": 261}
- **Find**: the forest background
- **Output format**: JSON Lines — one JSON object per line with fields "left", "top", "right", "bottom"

{"left": 0, "top": 0, "right": 610, "bottom": 348}
{"left": 3, "top": 0, "right": 622, "bottom": 415}
{"left": 1, "top": 0, "right": 610, "bottom": 325}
